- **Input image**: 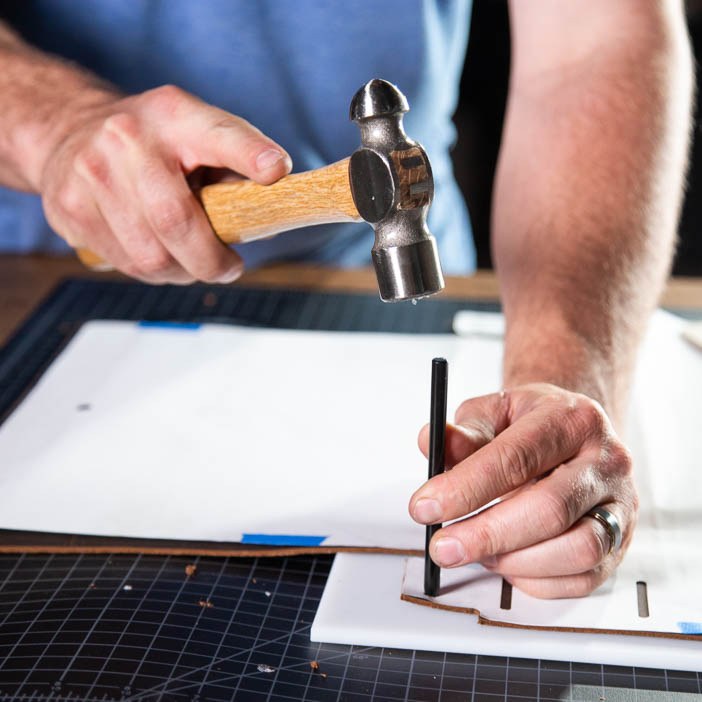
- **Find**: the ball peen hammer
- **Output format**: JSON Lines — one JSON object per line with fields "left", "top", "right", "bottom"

{"left": 77, "top": 79, "right": 445, "bottom": 302}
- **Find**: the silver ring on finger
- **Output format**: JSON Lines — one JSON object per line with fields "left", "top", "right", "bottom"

{"left": 586, "top": 506, "right": 622, "bottom": 556}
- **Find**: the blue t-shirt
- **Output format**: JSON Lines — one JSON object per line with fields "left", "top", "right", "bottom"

{"left": 0, "top": 0, "right": 475, "bottom": 274}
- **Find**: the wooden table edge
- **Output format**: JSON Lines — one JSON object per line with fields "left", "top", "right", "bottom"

{"left": 0, "top": 254, "right": 700, "bottom": 344}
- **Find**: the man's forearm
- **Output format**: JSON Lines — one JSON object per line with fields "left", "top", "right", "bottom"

{"left": 493, "top": 3, "right": 693, "bottom": 426}
{"left": 0, "top": 21, "right": 117, "bottom": 192}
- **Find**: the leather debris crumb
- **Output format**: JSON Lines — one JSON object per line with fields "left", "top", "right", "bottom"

{"left": 310, "top": 661, "right": 326, "bottom": 677}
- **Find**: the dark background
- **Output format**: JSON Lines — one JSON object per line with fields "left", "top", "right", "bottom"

{"left": 453, "top": 0, "right": 702, "bottom": 277}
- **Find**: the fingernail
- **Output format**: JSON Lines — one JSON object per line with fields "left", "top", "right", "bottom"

{"left": 218, "top": 265, "right": 243, "bottom": 284}
{"left": 413, "top": 498, "right": 443, "bottom": 524}
{"left": 434, "top": 538, "right": 466, "bottom": 567}
{"left": 481, "top": 556, "right": 497, "bottom": 568}
{"left": 256, "top": 149, "right": 287, "bottom": 171}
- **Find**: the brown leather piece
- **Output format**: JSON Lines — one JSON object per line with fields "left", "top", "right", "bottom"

{"left": 0, "top": 529, "right": 421, "bottom": 558}
{"left": 400, "top": 593, "right": 702, "bottom": 642}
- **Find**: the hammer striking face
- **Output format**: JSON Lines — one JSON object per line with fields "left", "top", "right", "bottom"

{"left": 349, "top": 79, "right": 444, "bottom": 302}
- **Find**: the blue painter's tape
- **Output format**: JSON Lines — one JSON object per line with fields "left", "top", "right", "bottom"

{"left": 138, "top": 321, "right": 200, "bottom": 330}
{"left": 677, "top": 622, "right": 702, "bottom": 635}
{"left": 241, "top": 534, "right": 328, "bottom": 547}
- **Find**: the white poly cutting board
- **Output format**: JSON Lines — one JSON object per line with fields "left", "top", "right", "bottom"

{"left": 399, "top": 309, "right": 702, "bottom": 638}
{"left": 311, "top": 553, "right": 702, "bottom": 671}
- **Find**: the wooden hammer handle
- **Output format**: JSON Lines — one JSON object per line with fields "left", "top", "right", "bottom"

{"left": 77, "top": 157, "right": 361, "bottom": 269}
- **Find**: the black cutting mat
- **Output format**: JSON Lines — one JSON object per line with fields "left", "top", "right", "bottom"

{"left": 0, "top": 279, "right": 701, "bottom": 701}
{"left": 0, "top": 553, "right": 700, "bottom": 702}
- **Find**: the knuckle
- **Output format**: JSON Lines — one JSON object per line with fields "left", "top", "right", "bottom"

{"left": 557, "top": 395, "right": 581, "bottom": 425}
{"left": 209, "top": 115, "right": 248, "bottom": 133}
{"left": 455, "top": 392, "right": 504, "bottom": 429}
{"left": 102, "top": 112, "right": 140, "bottom": 143}
{"left": 444, "top": 469, "right": 478, "bottom": 514}
{"left": 134, "top": 248, "right": 173, "bottom": 276}
{"left": 580, "top": 524, "right": 608, "bottom": 569}
{"left": 472, "top": 522, "right": 500, "bottom": 559}
{"left": 604, "top": 442, "right": 634, "bottom": 479}
{"left": 539, "top": 490, "right": 574, "bottom": 535}
{"left": 542, "top": 387, "right": 568, "bottom": 407}
{"left": 516, "top": 570, "right": 605, "bottom": 599}
{"left": 573, "top": 395, "right": 607, "bottom": 437}
{"left": 73, "top": 150, "right": 110, "bottom": 188}
{"left": 56, "top": 182, "right": 85, "bottom": 216}
{"left": 148, "top": 198, "right": 194, "bottom": 240}
{"left": 494, "top": 440, "right": 535, "bottom": 488}
{"left": 515, "top": 580, "right": 551, "bottom": 599}
{"left": 144, "top": 84, "right": 188, "bottom": 116}
{"left": 567, "top": 570, "right": 603, "bottom": 597}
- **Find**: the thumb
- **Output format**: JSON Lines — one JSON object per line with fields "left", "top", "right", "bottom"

{"left": 158, "top": 88, "right": 292, "bottom": 184}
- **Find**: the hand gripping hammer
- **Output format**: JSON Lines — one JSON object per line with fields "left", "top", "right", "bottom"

{"left": 78, "top": 79, "right": 445, "bottom": 302}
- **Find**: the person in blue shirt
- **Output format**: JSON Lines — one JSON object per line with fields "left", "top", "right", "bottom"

{"left": 0, "top": 1, "right": 692, "bottom": 599}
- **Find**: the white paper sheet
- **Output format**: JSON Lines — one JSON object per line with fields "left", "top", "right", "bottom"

{"left": 311, "top": 554, "right": 702, "bottom": 670}
{"left": 0, "top": 320, "right": 502, "bottom": 548}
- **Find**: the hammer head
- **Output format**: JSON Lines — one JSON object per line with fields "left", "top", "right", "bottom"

{"left": 349, "top": 79, "right": 445, "bottom": 303}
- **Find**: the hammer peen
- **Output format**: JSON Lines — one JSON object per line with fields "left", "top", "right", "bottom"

{"left": 78, "top": 79, "right": 445, "bottom": 303}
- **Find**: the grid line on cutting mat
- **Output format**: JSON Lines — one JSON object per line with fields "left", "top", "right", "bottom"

{"left": 82, "top": 555, "right": 172, "bottom": 699}
{"left": 0, "top": 280, "right": 700, "bottom": 701}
